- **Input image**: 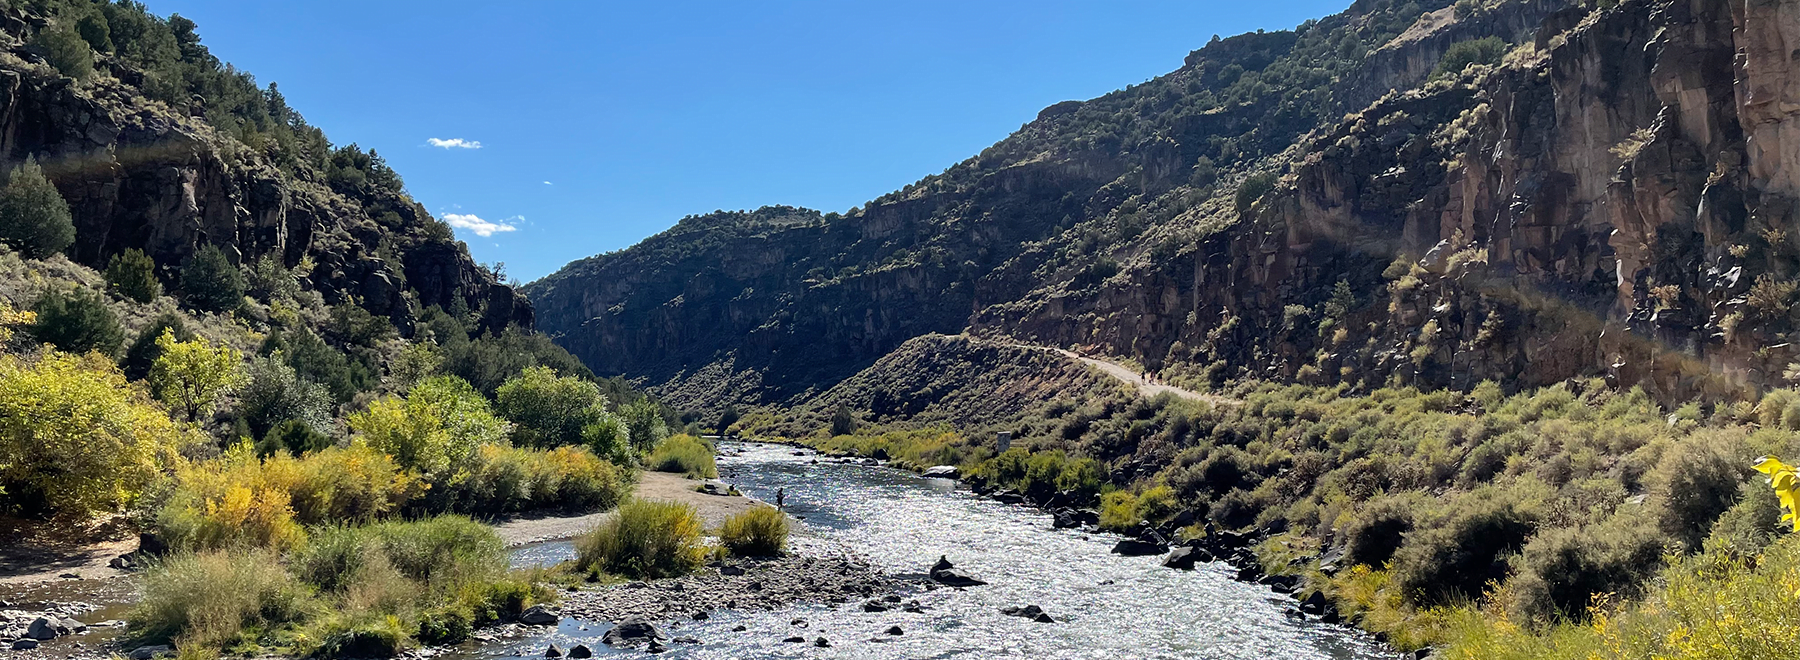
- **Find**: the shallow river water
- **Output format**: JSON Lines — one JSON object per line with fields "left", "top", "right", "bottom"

{"left": 493, "top": 442, "right": 1396, "bottom": 659}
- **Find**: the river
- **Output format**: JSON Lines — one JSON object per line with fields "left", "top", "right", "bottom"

{"left": 495, "top": 442, "right": 1395, "bottom": 659}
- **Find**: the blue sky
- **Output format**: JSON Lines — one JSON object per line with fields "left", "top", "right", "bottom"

{"left": 140, "top": 1, "right": 1346, "bottom": 282}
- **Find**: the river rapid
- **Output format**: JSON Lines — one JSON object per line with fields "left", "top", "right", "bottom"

{"left": 494, "top": 442, "right": 1396, "bottom": 659}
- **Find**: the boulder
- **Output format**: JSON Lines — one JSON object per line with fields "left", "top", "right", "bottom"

{"left": 568, "top": 644, "right": 593, "bottom": 658}
{"left": 921, "top": 465, "right": 959, "bottom": 479}
{"left": 1299, "top": 591, "right": 1331, "bottom": 616}
{"left": 543, "top": 644, "right": 562, "bottom": 657}
{"left": 26, "top": 617, "right": 56, "bottom": 640}
{"left": 861, "top": 600, "right": 890, "bottom": 612}
{"left": 1162, "top": 545, "right": 1206, "bottom": 570}
{"left": 813, "top": 637, "right": 831, "bottom": 647}
{"left": 518, "top": 605, "right": 560, "bottom": 626}
{"left": 885, "top": 625, "right": 904, "bottom": 635}
{"left": 930, "top": 568, "right": 987, "bottom": 587}
{"left": 602, "top": 621, "right": 669, "bottom": 647}
{"left": 782, "top": 636, "right": 805, "bottom": 643}
{"left": 12, "top": 638, "right": 38, "bottom": 650}
{"left": 128, "top": 645, "right": 173, "bottom": 660}
{"left": 55, "top": 619, "right": 85, "bottom": 635}
{"left": 1111, "top": 539, "right": 1167, "bottom": 557}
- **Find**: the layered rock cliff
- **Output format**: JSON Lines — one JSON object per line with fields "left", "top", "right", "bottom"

{"left": 532, "top": 0, "right": 1800, "bottom": 413}
{"left": 0, "top": 5, "right": 525, "bottom": 333}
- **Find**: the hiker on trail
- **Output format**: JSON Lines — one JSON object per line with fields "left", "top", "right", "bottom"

{"left": 776, "top": 487, "right": 786, "bottom": 511}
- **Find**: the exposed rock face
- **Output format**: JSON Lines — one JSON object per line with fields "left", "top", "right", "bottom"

{"left": 534, "top": 0, "right": 1800, "bottom": 410}
{"left": 0, "top": 5, "right": 525, "bottom": 331}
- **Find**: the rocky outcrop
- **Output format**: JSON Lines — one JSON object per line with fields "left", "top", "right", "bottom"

{"left": 0, "top": 5, "right": 524, "bottom": 332}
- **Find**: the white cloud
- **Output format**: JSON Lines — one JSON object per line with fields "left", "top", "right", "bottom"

{"left": 427, "top": 138, "right": 482, "bottom": 149}
{"left": 443, "top": 213, "right": 517, "bottom": 237}
{"left": 543, "top": 181, "right": 553, "bottom": 185}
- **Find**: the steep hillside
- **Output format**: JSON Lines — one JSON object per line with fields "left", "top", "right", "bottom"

{"left": 532, "top": 0, "right": 1797, "bottom": 414}
{"left": 0, "top": 1, "right": 525, "bottom": 333}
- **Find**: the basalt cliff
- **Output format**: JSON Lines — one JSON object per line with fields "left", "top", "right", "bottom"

{"left": 0, "top": 4, "right": 526, "bottom": 334}
{"left": 529, "top": 0, "right": 1800, "bottom": 413}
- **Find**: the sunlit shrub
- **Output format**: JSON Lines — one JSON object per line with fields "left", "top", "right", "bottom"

{"left": 646, "top": 433, "right": 717, "bottom": 478}
{"left": 576, "top": 499, "right": 705, "bottom": 578}
{"left": 1392, "top": 485, "right": 1543, "bottom": 606}
{"left": 0, "top": 351, "right": 193, "bottom": 518}
{"left": 719, "top": 505, "right": 789, "bottom": 557}
{"left": 129, "top": 547, "right": 313, "bottom": 649}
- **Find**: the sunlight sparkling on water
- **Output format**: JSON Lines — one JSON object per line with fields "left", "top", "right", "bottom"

{"left": 490, "top": 443, "right": 1395, "bottom": 659}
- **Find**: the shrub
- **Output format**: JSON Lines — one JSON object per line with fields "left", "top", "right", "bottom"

{"left": 1704, "top": 480, "right": 1785, "bottom": 557}
{"left": 122, "top": 312, "right": 193, "bottom": 380}
{"left": 0, "top": 351, "right": 193, "bottom": 518}
{"left": 440, "top": 326, "right": 594, "bottom": 396}
{"left": 277, "top": 443, "right": 416, "bottom": 525}
{"left": 156, "top": 443, "right": 307, "bottom": 551}
{"left": 646, "top": 434, "right": 717, "bottom": 478}
{"left": 719, "top": 505, "right": 789, "bottom": 557}
{"left": 1235, "top": 172, "right": 1277, "bottom": 214}
{"left": 1392, "top": 486, "right": 1543, "bottom": 606}
{"left": 148, "top": 330, "right": 244, "bottom": 422}
{"left": 31, "top": 287, "right": 124, "bottom": 356}
{"left": 267, "top": 329, "right": 375, "bottom": 402}
{"left": 1432, "top": 36, "right": 1508, "bottom": 80}
{"left": 522, "top": 445, "right": 628, "bottom": 512}
{"left": 1344, "top": 495, "right": 1419, "bottom": 568}
{"left": 1652, "top": 432, "right": 1749, "bottom": 551}
{"left": 0, "top": 157, "right": 74, "bottom": 259}
{"left": 349, "top": 375, "right": 510, "bottom": 479}
{"left": 244, "top": 254, "right": 299, "bottom": 303}
{"left": 493, "top": 365, "right": 611, "bottom": 448}
{"left": 575, "top": 499, "right": 705, "bottom": 579}
{"left": 238, "top": 355, "right": 333, "bottom": 440}
{"left": 1506, "top": 511, "right": 1665, "bottom": 623}
{"left": 181, "top": 243, "right": 246, "bottom": 313}
{"left": 29, "top": 25, "right": 94, "bottom": 80}
{"left": 129, "top": 548, "right": 312, "bottom": 648}
{"left": 104, "top": 248, "right": 162, "bottom": 302}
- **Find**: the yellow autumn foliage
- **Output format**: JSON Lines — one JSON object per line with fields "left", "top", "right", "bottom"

{"left": 0, "top": 350, "right": 196, "bottom": 518}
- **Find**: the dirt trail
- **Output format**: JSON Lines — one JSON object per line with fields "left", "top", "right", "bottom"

{"left": 1013, "top": 342, "right": 1241, "bottom": 407}
{"left": 494, "top": 471, "right": 761, "bottom": 547}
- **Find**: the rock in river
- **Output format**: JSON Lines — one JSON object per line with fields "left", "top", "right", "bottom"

{"left": 603, "top": 621, "right": 670, "bottom": 647}
{"left": 1162, "top": 545, "right": 1209, "bottom": 570}
{"left": 1111, "top": 538, "right": 1168, "bottom": 557}
{"left": 519, "top": 605, "right": 561, "bottom": 626}
{"left": 928, "top": 556, "right": 987, "bottom": 587}
{"left": 921, "top": 465, "right": 959, "bottom": 479}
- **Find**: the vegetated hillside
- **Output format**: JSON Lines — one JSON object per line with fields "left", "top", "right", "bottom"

{"left": 0, "top": 0, "right": 525, "bottom": 333}
{"left": 529, "top": 0, "right": 1601, "bottom": 410}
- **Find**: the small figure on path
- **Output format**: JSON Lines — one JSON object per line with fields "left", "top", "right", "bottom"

{"left": 776, "top": 487, "right": 786, "bottom": 511}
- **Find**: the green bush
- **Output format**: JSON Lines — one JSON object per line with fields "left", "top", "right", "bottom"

{"left": 1234, "top": 172, "right": 1277, "bottom": 214}
{"left": 621, "top": 398, "right": 669, "bottom": 451}
{"left": 576, "top": 499, "right": 705, "bottom": 579}
{"left": 1392, "top": 486, "right": 1542, "bottom": 606}
{"left": 237, "top": 355, "right": 333, "bottom": 440}
{"left": 1704, "top": 480, "right": 1786, "bottom": 557}
{"left": 1344, "top": 495, "right": 1418, "bottom": 568}
{"left": 105, "top": 248, "right": 162, "bottom": 302}
{"left": 1505, "top": 511, "right": 1665, "bottom": 623}
{"left": 181, "top": 243, "right": 246, "bottom": 313}
{"left": 29, "top": 24, "right": 94, "bottom": 80}
{"left": 129, "top": 547, "right": 313, "bottom": 648}
{"left": 1432, "top": 36, "right": 1508, "bottom": 80}
{"left": 719, "top": 505, "right": 789, "bottom": 557}
{"left": 255, "top": 417, "right": 333, "bottom": 457}
{"left": 122, "top": 312, "right": 192, "bottom": 380}
{"left": 265, "top": 328, "right": 376, "bottom": 403}
{"left": 348, "top": 375, "right": 510, "bottom": 480}
{"left": 31, "top": 287, "right": 123, "bottom": 356}
{"left": 1652, "top": 432, "right": 1749, "bottom": 551}
{"left": 0, "top": 158, "right": 73, "bottom": 260}
{"left": 646, "top": 434, "right": 716, "bottom": 478}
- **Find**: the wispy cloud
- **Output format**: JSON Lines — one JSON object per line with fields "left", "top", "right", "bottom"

{"left": 443, "top": 213, "right": 517, "bottom": 237}
{"left": 543, "top": 181, "right": 553, "bottom": 185}
{"left": 427, "top": 138, "right": 482, "bottom": 149}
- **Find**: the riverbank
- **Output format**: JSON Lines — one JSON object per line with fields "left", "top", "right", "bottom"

{"left": 495, "top": 471, "right": 762, "bottom": 547}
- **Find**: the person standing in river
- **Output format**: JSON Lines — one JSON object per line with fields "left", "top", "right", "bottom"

{"left": 776, "top": 487, "right": 786, "bottom": 511}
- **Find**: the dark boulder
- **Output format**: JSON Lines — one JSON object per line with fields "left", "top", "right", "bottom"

{"left": 567, "top": 644, "right": 593, "bottom": 658}
{"left": 518, "top": 605, "right": 560, "bottom": 626}
{"left": 1111, "top": 539, "right": 1168, "bottom": 557}
{"left": 1162, "top": 545, "right": 1209, "bottom": 570}
{"left": 602, "top": 621, "right": 670, "bottom": 647}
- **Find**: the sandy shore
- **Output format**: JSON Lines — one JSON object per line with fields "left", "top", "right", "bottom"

{"left": 496, "top": 471, "right": 764, "bottom": 547}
